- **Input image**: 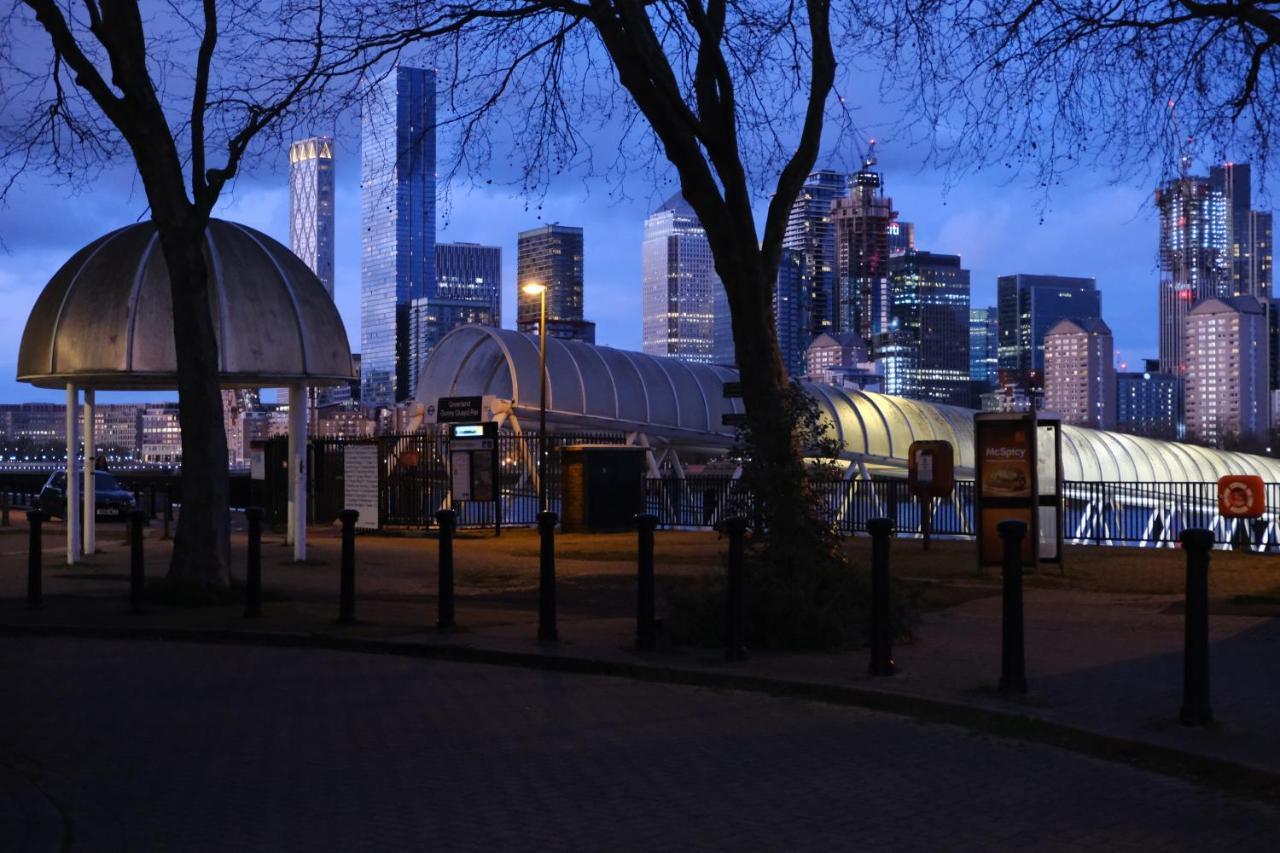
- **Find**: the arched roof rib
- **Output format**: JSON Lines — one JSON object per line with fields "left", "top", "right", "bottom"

{"left": 418, "top": 327, "right": 1280, "bottom": 482}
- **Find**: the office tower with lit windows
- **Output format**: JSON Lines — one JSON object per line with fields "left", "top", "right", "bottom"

{"left": 1042, "top": 318, "right": 1116, "bottom": 430}
{"left": 1209, "top": 163, "right": 1273, "bottom": 304}
{"left": 873, "top": 251, "right": 971, "bottom": 406}
{"left": 783, "top": 170, "right": 847, "bottom": 342}
{"left": 1117, "top": 359, "right": 1180, "bottom": 440}
{"left": 517, "top": 224, "right": 594, "bottom": 343}
{"left": 360, "top": 66, "right": 437, "bottom": 409}
{"left": 996, "top": 274, "right": 1101, "bottom": 380}
{"left": 1184, "top": 296, "right": 1269, "bottom": 444}
{"left": 969, "top": 306, "right": 999, "bottom": 388}
{"left": 832, "top": 153, "right": 898, "bottom": 342}
{"left": 289, "top": 136, "right": 336, "bottom": 298}
{"left": 1156, "top": 174, "right": 1228, "bottom": 375}
{"left": 408, "top": 242, "right": 502, "bottom": 393}
{"left": 773, "top": 248, "right": 808, "bottom": 376}
{"left": 642, "top": 195, "right": 718, "bottom": 363}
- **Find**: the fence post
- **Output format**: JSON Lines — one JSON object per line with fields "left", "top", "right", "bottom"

{"left": 435, "top": 509, "right": 457, "bottom": 630}
{"left": 244, "top": 507, "right": 263, "bottom": 618}
{"left": 26, "top": 510, "right": 45, "bottom": 610}
{"left": 148, "top": 485, "right": 157, "bottom": 520}
{"left": 635, "top": 513, "right": 658, "bottom": 652}
{"left": 867, "top": 517, "right": 896, "bottom": 676}
{"left": 997, "top": 519, "right": 1027, "bottom": 693}
{"left": 1179, "top": 528, "right": 1214, "bottom": 726}
{"left": 128, "top": 509, "right": 146, "bottom": 613}
{"left": 338, "top": 509, "right": 359, "bottom": 624}
{"left": 723, "top": 516, "right": 748, "bottom": 662}
{"left": 537, "top": 511, "right": 558, "bottom": 641}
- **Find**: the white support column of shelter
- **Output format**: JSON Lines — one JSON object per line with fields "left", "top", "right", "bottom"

{"left": 288, "top": 384, "right": 308, "bottom": 561}
{"left": 82, "top": 388, "right": 96, "bottom": 556}
{"left": 64, "top": 383, "right": 80, "bottom": 565}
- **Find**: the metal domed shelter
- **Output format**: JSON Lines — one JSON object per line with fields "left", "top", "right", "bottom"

{"left": 418, "top": 325, "right": 1280, "bottom": 483}
{"left": 17, "top": 219, "right": 354, "bottom": 564}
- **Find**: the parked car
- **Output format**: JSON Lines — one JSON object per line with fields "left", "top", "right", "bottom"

{"left": 38, "top": 471, "right": 136, "bottom": 520}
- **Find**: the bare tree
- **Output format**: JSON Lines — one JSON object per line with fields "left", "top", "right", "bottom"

{"left": 871, "top": 1, "right": 1280, "bottom": 188}
{"left": 341, "top": 0, "right": 851, "bottom": 560}
{"left": 1, "top": 0, "right": 337, "bottom": 588}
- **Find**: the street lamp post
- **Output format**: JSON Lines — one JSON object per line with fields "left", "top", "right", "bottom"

{"left": 522, "top": 282, "right": 549, "bottom": 510}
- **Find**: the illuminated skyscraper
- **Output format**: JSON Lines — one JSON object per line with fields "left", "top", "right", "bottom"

{"left": 517, "top": 224, "right": 594, "bottom": 342}
{"left": 1184, "top": 296, "right": 1269, "bottom": 444}
{"left": 360, "top": 66, "right": 437, "bottom": 409}
{"left": 1209, "top": 163, "right": 1273, "bottom": 304}
{"left": 832, "top": 153, "right": 897, "bottom": 341}
{"left": 969, "top": 306, "right": 999, "bottom": 388}
{"left": 874, "top": 251, "right": 971, "bottom": 406}
{"left": 1156, "top": 174, "right": 1228, "bottom": 375}
{"left": 409, "top": 243, "right": 501, "bottom": 393}
{"left": 996, "top": 274, "right": 1100, "bottom": 380}
{"left": 783, "top": 170, "right": 846, "bottom": 341}
{"left": 1043, "top": 318, "right": 1115, "bottom": 430}
{"left": 773, "top": 248, "right": 808, "bottom": 376}
{"left": 289, "top": 136, "right": 336, "bottom": 298}
{"left": 642, "top": 195, "right": 718, "bottom": 363}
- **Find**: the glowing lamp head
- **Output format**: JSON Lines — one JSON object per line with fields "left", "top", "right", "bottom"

{"left": 522, "top": 282, "right": 547, "bottom": 296}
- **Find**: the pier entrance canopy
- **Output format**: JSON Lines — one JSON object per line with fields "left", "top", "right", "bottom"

{"left": 418, "top": 326, "right": 1280, "bottom": 484}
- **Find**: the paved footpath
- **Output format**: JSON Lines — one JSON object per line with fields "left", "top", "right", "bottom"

{"left": 2, "top": 638, "right": 1279, "bottom": 852}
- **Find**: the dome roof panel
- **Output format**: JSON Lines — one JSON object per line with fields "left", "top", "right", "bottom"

{"left": 17, "top": 219, "right": 354, "bottom": 389}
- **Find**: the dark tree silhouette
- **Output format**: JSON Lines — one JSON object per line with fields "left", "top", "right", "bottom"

{"left": 1, "top": 0, "right": 335, "bottom": 588}
{"left": 872, "top": 1, "right": 1280, "bottom": 186}
{"left": 344, "top": 0, "right": 851, "bottom": 562}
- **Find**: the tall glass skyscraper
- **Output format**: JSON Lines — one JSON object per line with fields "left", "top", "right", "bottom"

{"left": 969, "top": 306, "right": 999, "bottom": 388}
{"left": 996, "top": 274, "right": 1100, "bottom": 379}
{"left": 289, "top": 136, "right": 336, "bottom": 298}
{"left": 516, "top": 224, "right": 594, "bottom": 342}
{"left": 642, "top": 195, "right": 719, "bottom": 363}
{"left": 360, "top": 66, "right": 437, "bottom": 409}
{"left": 773, "top": 248, "right": 808, "bottom": 376}
{"left": 832, "top": 157, "right": 897, "bottom": 342}
{"left": 783, "top": 170, "right": 847, "bottom": 343}
{"left": 875, "top": 251, "right": 971, "bottom": 406}
{"left": 409, "top": 243, "right": 501, "bottom": 393}
{"left": 1155, "top": 174, "right": 1227, "bottom": 375}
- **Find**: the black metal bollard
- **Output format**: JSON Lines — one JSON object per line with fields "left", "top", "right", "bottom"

{"left": 128, "top": 509, "right": 146, "bottom": 613}
{"left": 724, "top": 516, "right": 748, "bottom": 662}
{"left": 148, "top": 485, "right": 157, "bottom": 520}
{"left": 162, "top": 492, "right": 173, "bottom": 540}
{"left": 3, "top": 493, "right": 10, "bottom": 527}
{"left": 635, "top": 513, "right": 658, "bottom": 652}
{"left": 997, "top": 520, "right": 1027, "bottom": 693}
{"left": 1179, "top": 528, "right": 1214, "bottom": 726}
{"left": 26, "top": 510, "right": 45, "bottom": 610}
{"left": 867, "top": 517, "right": 896, "bottom": 676}
{"left": 244, "top": 507, "right": 263, "bottom": 618}
{"left": 338, "top": 509, "right": 359, "bottom": 624}
{"left": 435, "top": 509, "right": 457, "bottom": 630}
{"left": 537, "top": 511, "right": 558, "bottom": 642}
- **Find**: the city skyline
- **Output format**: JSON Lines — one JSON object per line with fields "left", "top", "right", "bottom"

{"left": 0, "top": 143, "right": 1267, "bottom": 403}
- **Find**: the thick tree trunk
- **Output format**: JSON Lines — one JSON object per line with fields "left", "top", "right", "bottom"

{"left": 721, "top": 254, "right": 818, "bottom": 559}
{"left": 156, "top": 225, "right": 231, "bottom": 589}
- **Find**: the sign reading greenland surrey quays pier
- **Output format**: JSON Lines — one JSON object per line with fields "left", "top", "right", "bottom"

{"left": 435, "top": 396, "right": 484, "bottom": 424}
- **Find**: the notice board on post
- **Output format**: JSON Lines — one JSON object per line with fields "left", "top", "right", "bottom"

{"left": 975, "top": 413, "right": 1038, "bottom": 567}
{"left": 343, "top": 443, "right": 380, "bottom": 530}
{"left": 974, "top": 412, "right": 1062, "bottom": 569}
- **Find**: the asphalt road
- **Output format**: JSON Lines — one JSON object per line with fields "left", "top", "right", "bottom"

{"left": 2, "top": 637, "right": 1278, "bottom": 852}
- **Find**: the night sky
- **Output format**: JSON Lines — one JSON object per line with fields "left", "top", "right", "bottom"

{"left": 0, "top": 113, "right": 1262, "bottom": 403}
